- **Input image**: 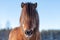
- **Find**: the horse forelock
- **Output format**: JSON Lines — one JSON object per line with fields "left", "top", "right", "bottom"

{"left": 20, "top": 3, "right": 39, "bottom": 27}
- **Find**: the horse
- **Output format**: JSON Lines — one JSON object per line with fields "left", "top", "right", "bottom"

{"left": 9, "top": 2, "right": 40, "bottom": 40}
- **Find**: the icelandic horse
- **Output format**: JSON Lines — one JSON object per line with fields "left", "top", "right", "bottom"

{"left": 9, "top": 2, "right": 40, "bottom": 40}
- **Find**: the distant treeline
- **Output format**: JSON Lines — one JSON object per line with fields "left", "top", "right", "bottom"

{"left": 0, "top": 29, "right": 11, "bottom": 40}
{"left": 0, "top": 29, "right": 60, "bottom": 40}
{"left": 41, "top": 30, "right": 60, "bottom": 40}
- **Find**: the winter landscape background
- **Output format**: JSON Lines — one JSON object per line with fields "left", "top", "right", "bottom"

{"left": 0, "top": 0, "right": 60, "bottom": 40}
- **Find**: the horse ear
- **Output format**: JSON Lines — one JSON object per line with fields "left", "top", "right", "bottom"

{"left": 34, "top": 3, "right": 37, "bottom": 8}
{"left": 21, "top": 2, "right": 25, "bottom": 8}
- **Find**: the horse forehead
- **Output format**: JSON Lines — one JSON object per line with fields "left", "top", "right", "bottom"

{"left": 25, "top": 3, "right": 33, "bottom": 6}
{"left": 24, "top": 3, "right": 33, "bottom": 10}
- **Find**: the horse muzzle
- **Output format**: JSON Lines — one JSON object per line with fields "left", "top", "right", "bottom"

{"left": 25, "top": 30, "right": 33, "bottom": 37}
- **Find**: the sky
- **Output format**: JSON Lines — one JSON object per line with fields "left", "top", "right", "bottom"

{"left": 0, "top": 0, "right": 60, "bottom": 31}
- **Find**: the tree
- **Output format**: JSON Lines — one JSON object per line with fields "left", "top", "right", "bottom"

{"left": 5, "top": 20, "right": 11, "bottom": 30}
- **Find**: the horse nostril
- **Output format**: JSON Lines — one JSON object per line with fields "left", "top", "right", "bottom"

{"left": 25, "top": 30, "right": 33, "bottom": 35}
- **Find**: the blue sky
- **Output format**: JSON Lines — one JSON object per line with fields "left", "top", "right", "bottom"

{"left": 0, "top": 0, "right": 60, "bottom": 31}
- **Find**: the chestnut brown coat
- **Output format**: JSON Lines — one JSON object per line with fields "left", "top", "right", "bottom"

{"left": 9, "top": 2, "right": 40, "bottom": 40}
